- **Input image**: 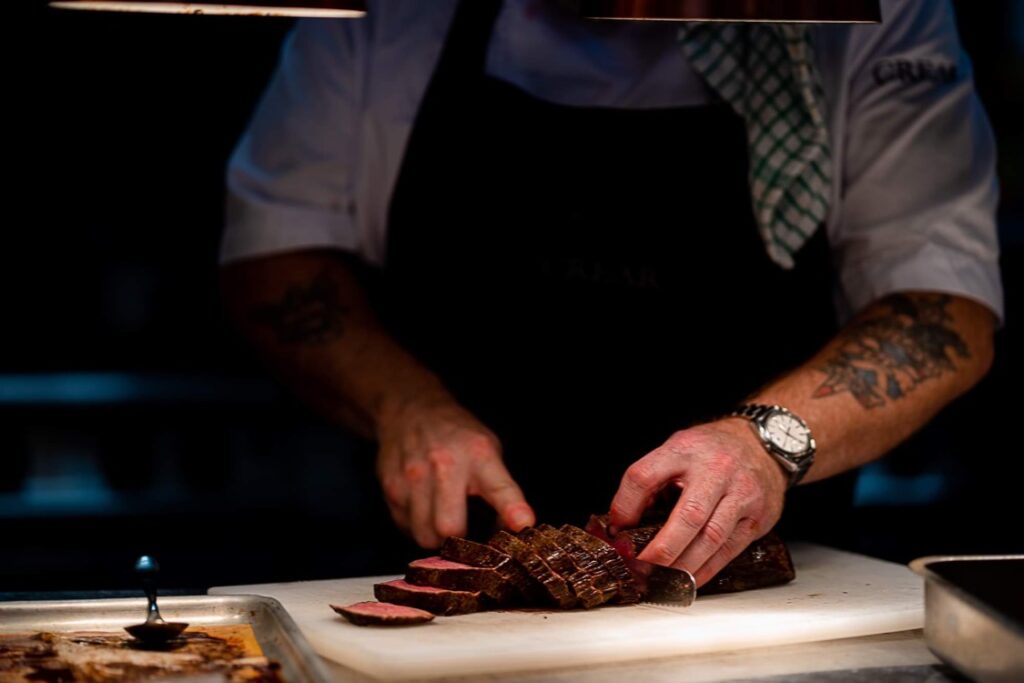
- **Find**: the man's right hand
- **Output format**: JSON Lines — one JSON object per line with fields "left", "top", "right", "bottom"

{"left": 375, "top": 392, "right": 535, "bottom": 548}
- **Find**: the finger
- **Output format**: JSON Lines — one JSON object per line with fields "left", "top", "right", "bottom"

{"left": 379, "top": 468, "right": 411, "bottom": 531}
{"left": 609, "top": 450, "right": 688, "bottom": 529}
{"left": 472, "top": 456, "right": 535, "bottom": 531}
{"left": 386, "top": 497, "right": 411, "bottom": 532}
{"left": 692, "top": 517, "right": 762, "bottom": 588}
{"left": 431, "top": 449, "right": 470, "bottom": 540}
{"left": 637, "top": 474, "right": 729, "bottom": 566}
{"left": 670, "top": 494, "right": 744, "bottom": 573}
{"left": 405, "top": 459, "right": 443, "bottom": 548}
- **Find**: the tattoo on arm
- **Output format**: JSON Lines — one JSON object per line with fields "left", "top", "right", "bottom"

{"left": 249, "top": 271, "right": 349, "bottom": 345}
{"left": 813, "top": 294, "right": 969, "bottom": 409}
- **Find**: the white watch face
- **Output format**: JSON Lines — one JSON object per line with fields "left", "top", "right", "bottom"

{"left": 764, "top": 413, "right": 810, "bottom": 456}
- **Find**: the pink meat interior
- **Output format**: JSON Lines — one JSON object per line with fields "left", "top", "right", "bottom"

{"left": 380, "top": 579, "right": 472, "bottom": 594}
{"left": 409, "top": 556, "right": 473, "bottom": 570}
{"left": 334, "top": 601, "right": 432, "bottom": 617}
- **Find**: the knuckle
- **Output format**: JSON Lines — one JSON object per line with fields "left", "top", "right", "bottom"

{"left": 463, "top": 431, "right": 499, "bottom": 457}
{"left": 735, "top": 517, "right": 759, "bottom": 540}
{"left": 645, "top": 542, "right": 680, "bottom": 566}
{"left": 732, "top": 473, "right": 759, "bottom": 499}
{"left": 403, "top": 460, "right": 429, "bottom": 482}
{"left": 668, "top": 429, "right": 697, "bottom": 447}
{"left": 428, "top": 448, "right": 456, "bottom": 473}
{"left": 702, "top": 519, "right": 729, "bottom": 547}
{"left": 625, "top": 460, "right": 660, "bottom": 491}
{"left": 676, "top": 498, "right": 709, "bottom": 530}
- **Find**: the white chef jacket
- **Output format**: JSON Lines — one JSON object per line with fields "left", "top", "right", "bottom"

{"left": 222, "top": 0, "right": 1004, "bottom": 322}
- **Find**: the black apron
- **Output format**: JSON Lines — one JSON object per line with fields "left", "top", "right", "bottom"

{"left": 381, "top": 0, "right": 855, "bottom": 542}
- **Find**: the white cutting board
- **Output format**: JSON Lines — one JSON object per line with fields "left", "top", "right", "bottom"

{"left": 211, "top": 544, "right": 923, "bottom": 681}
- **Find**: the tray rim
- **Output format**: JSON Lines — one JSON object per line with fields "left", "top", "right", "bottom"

{"left": 909, "top": 554, "right": 1024, "bottom": 636}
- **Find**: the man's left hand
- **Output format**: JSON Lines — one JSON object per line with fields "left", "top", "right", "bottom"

{"left": 608, "top": 419, "right": 787, "bottom": 587}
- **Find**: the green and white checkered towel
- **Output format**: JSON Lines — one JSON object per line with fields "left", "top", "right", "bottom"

{"left": 680, "top": 25, "right": 832, "bottom": 269}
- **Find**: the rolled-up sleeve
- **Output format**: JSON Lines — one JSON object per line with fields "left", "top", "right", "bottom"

{"left": 221, "top": 20, "right": 365, "bottom": 264}
{"left": 834, "top": 0, "right": 1003, "bottom": 322}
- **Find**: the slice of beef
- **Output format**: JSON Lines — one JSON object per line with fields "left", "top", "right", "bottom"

{"left": 584, "top": 513, "right": 614, "bottom": 541}
{"left": 536, "top": 524, "right": 617, "bottom": 608}
{"left": 440, "top": 537, "right": 510, "bottom": 568}
{"left": 700, "top": 530, "right": 796, "bottom": 595}
{"left": 440, "top": 537, "right": 542, "bottom": 603}
{"left": 488, "top": 530, "right": 576, "bottom": 609}
{"left": 406, "top": 557, "right": 517, "bottom": 604}
{"left": 331, "top": 601, "right": 434, "bottom": 626}
{"left": 585, "top": 514, "right": 695, "bottom": 604}
{"left": 519, "top": 527, "right": 604, "bottom": 609}
{"left": 373, "top": 579, "right": 485, "bottom": 616}
{"left": 560, "top": 524, "right": 641, "bottom": 604}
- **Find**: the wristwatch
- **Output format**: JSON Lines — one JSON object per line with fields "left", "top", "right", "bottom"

{"left": 730, "top": 404, "right": 816, "bottom": 487}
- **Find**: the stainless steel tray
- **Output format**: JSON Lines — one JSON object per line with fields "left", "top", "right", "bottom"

{"left": 0, "top": 594, "right": 335, "bottom": 683}
{"left": 910, "top": 555, "right": 1024, "bottom": 683}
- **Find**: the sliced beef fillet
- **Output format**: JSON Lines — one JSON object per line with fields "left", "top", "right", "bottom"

{"left": 700, "top": 531, "right": 796, "bottom": 594}
{"left": 373, "top": 580, "right": 485, "bottom": 616}
{"left": 440, "top": 537, "right": 542, "bottom": 603}
{"left": 406, "top": 557, "right": 517, "bottom": 604}
{"left": 585, "top": 514, "right": 695, "bottom": 603}
{"left": 536, "top": 524, "right": 617, "bottom": 608}
{"left": 331, "top": 601, "right": 434, "bottom": 626}
{"left": 520, "top": 527, "right": 604, "bottom": 609}
{"left": 559, "top": 524, "right": 641, "bottom": 604}
{"left": 488, "top": 530, "right": 576, "bottom": 609}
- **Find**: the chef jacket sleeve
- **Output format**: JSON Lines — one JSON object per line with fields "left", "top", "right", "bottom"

{"left": 833, "top": 0, "right": 1003, "bottom": 322}
{"left": 221, "top": 20, "right": 366, "bottom": 264}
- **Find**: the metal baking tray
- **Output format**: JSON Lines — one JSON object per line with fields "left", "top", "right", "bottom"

{"left": 0, "top": 594, "right": 335, "bottom": 683}
{"left": 910, "top": 555, "right": 1024, "bottom": 683}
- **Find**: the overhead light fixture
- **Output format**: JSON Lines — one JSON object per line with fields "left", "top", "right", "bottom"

{"left": 579, "top": 0, "right": 881, "bottom": 22}
{"left": 48, "top": 0, "right": 367, "bottom": 18}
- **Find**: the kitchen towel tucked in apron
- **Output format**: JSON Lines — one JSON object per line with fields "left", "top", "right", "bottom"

{"left": 381, "top": 0, "right": 855, "bottom": 544}
{"left": 680, "top": 23, "right": 833, "bottom": 270}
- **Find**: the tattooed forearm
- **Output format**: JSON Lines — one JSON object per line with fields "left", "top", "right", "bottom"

{"left": 248, "top": 271, "right": 349, "bottom": 345}
{"left": 813, "top": 294, "right": 970, "bottom": 409}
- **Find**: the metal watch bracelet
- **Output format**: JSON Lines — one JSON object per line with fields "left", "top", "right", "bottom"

{"left": 729, "top": 403, "right": 816, "bottom": 488}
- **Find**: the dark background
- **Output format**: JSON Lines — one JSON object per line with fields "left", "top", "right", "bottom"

{"left": 3, "top": 1, "right": 1022, "bottom": 597}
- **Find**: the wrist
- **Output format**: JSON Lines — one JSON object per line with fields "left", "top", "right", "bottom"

{"left": 720, "top": 417, "right": 790, "bottom": 493}
{"left": 373, "top": 379, "right": 453, "bottom": 437}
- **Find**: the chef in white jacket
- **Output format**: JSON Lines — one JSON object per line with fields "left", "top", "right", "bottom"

{"left": 220, "top": 0, "right": 1000, "bottom": 586}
